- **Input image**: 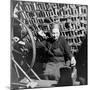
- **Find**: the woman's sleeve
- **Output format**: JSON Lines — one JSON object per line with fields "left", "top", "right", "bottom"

{"left": 36, "top": 40, "right": 46, "bottom": 48}
{"left": 62, "top": 37, "right": 73, "bottom": 60}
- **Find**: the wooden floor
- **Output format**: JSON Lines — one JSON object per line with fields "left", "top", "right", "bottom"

{"left": 11, "top": 79, "right": 57, "bottom": 89}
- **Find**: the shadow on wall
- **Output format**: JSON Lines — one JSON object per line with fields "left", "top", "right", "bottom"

{"left": 74, "top": 35, "right": 87, "bottom": 85}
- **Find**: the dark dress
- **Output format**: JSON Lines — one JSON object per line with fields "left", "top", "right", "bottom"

{"left": 43, "top": 36, "right": 73, "bottom": 81}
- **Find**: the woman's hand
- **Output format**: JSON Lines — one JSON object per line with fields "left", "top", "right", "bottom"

{"left": 38, "top": 30, "right": 46, "bottom": 37}
{"left": 71, "top": 57, "right": 76, "bottom": 66}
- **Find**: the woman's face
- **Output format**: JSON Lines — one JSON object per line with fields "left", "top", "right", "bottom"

{"left": 52, "top": 24, "right": 60, "bottom": 40}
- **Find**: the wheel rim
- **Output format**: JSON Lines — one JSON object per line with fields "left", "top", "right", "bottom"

{"left": 13, "top": 17, "right": 36, "bottom": 68}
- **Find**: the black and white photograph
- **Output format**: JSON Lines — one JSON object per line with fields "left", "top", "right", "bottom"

{"left": 10, "top": 0, "right": 88, "bottom": 89}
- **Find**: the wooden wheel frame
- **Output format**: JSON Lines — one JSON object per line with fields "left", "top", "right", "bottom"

{"left": 12, "top": 17, "right": 36, "bottom": 68}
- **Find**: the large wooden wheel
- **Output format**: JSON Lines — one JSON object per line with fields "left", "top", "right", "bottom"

{"left": 12, "top": 17, "right": 36, "bottom": 68}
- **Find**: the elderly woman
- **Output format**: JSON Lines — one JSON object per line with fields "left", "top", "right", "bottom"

{"left": 38, "top": 23, "right": 76, "bottom": 81}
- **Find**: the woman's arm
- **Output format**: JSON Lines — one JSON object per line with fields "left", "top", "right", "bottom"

{"left": 62, "top": 37, "right": 76, "bottom": 66}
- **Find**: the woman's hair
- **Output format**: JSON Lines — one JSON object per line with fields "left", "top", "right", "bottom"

{"left": 50, "top": 22, "right": 62, "bottom": 33}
